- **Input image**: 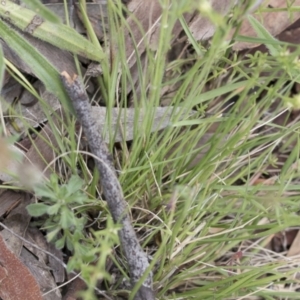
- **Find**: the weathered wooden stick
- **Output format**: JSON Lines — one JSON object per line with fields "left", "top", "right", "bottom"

{"left": 60, "top": 71, "right": 155, "bottom": 300}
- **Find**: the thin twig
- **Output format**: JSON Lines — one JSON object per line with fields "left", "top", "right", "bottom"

{"left": 60, "top": 71, "right": 155, "bottom": 300}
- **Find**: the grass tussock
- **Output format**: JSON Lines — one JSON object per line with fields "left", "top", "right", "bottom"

{"left": 2, "top": 0, "right": 300, "bottom": 299}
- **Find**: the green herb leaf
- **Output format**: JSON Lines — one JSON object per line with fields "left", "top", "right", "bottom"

{"left": 27, "top": 203, "right": 49, "bottom": 217}
{"left": 60, "top": 207, "right": 75, "bottom": 229}
{"left": 47, "top": 203, "right": 61, "bottom": 215}
{"left": 65, "top": 175, "right": 84, "bottom": 197}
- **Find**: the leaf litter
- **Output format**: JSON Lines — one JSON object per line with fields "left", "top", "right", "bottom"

{"left": 1, "top": 0, "right": 300, "bottom": 298}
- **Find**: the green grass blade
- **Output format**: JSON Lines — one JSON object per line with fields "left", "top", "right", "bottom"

{"left": 193, "top": 80, "right": 251, "bottom": 104}
{"left": 19, "top": 0, "right": 60, "bottom": 23}
{"left": 0, "top": 45, "right": 5, "bottom": 89}
{"left": 247, "top": 15, "right": 281, "bottom": 56}
{"left": 0, "top": 21, "right": 73, "bottom": 112}
{"left": 0, "top": 0, "right": 104, "bottom": 61}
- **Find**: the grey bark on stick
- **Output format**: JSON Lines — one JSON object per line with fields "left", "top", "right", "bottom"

{"left": 60, "top": 71, "right": 155, "bottom": 300}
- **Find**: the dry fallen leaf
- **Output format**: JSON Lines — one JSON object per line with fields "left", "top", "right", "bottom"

{"left": 3, "top": 81, "right": 61, "bottom": 134}
{"left": 91, "top": 106, "right": 196, "bottom": 143}
{"left": 121, "top": 0, "right": 162, "bottom": 68}
{"left": 287, "top": 230, "right": 300, "bottom": 257}
{"left": 123, "top": 0, "right": 300, "bottom": 55}
{"left": 189, "top": 0, "right": 238, "bottom": 41}
{"left": 232, "top": 0, "right": 300, "bottom": 50}
{"left": 62, "top": 275, "right": 87, "bottom": 300}
{"left": 0, "top": 234, "right": 43, "bottom": 300}
{"left": 0, "top": 195, "right": 62, "bottom": 298}
{"left": 21, "top": 228, "right": 62, "bottom": 299}
{"left": 0, "top": 190, "right": 23, "bottom": 218}
{"left": 271, "top": 230, "right": 298, "bottom": 252}
{"left": 0, "top": 195, "right": 32, "bottom": 256}
{"left": 48, "top": 241, "right": 65, "bottom": 284}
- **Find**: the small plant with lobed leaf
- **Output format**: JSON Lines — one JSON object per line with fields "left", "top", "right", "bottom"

{"left": 1, "top": 0, "right": 300, "bottom": 299}
{"left": 28, "top": 175, "right": 92, "bottom": 252}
